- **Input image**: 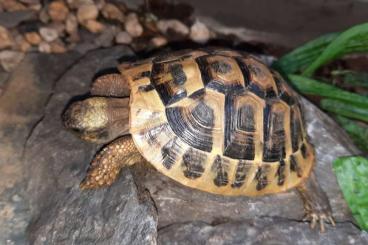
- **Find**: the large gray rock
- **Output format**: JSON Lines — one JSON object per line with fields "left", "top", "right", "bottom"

{"left": 0, "top": 45, "right": 366, "bottom": 244}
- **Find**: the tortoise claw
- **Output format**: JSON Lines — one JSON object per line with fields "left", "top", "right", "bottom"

{"left": 304, "top": 212, "right": 335, "bottom": 233}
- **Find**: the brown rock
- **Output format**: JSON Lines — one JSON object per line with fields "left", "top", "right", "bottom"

{"left": 0, "top": 26, "right": 13, "bottom": 50}
{"left": 77, "top": 4, "right": 99, "bottom": 23}
{"left": 25, "top": 32, "right": 42, "bottom": 45}
{"left": 1, "top": 0, "right": 26, "bottom": 12}
{"left": 48, "top": 1, "right": 69, "bottom": 22}
{"left": 190, "top": 20, "right": 210, "bottom": 43}
{"left": 65, "top": 13, "right": 78, "bottom": 34}
{"left": 38, "top": 41, "right": 51, "bottom": 53}
{"left": 14, "top": 35, "right": 31, "bottom": 52}
{"left": 124, "top": 13, "right": 143, "bottom": 38}
{"left": 101, "top": 3, "right": 124, "bottom": 22}
{"left": 83, "top": 19, "right": 104, "bottom": 33}
{"left": 150, "top": 36, "right": 168, "bottom": 47}
{"left": 39, "top": 27, "right": 59, "bottom": 42}
{"left": 0, "top": 50, "right": 25, "bottom": 72}
{"left": 115, "top": 31, "right": 132, "bottom": 44}
{"left": 50, "top": 40, "right": 67, "bottom": 53}
{"left": 157, "top": 19, "right": 189, "bottom": 36}
{"left": 39, "top": 7, "right": 50, "bottom": 24}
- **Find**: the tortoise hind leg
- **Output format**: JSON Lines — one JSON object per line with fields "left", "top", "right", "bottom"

{"left": 80, "top": 135, "right": 144, "bottom": 189}
{"left": 91, "top": 73, "right": 130, "bottom": 97}
{"left": 296, "top": 171, "right": 336, "bottom": 232}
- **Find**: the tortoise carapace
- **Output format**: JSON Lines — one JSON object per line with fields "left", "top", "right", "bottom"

{"left": 63, "top": 49, "right": 335, "bottom": 232}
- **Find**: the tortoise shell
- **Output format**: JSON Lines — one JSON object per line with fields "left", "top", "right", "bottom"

{"left": 118, "top": 49, "right": 315, "bottom": 196}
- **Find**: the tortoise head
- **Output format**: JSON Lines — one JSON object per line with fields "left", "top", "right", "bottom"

{"left": 63, "top": 97, "right": 110, "bottom": 143}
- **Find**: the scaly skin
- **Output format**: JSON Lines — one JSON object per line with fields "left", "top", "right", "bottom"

{"left": 80, "top": 136, "right": 143, "bottom": 189}
{"left": 296, "top": 172, "right": 336, "bottom": 232}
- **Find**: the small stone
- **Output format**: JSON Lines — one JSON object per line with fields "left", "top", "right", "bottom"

{"left": 124, "top": 13, "right": 143, "bottom": 38}
{"left": 77, "top": 4, "right": 99, "bottom": 23}
{"left": 50, "top": 39, "right": 67, "bottom": 53}
{"left": 150, "top": 36, "right": 167, "bottom": 47}
{"left": 157, "top": 19, "right": 189, "bottom": 36}
{"left": 28, "top": 3, "right": 42, "bottom": 11}
{"left": 65, "top": 13, "right": 78, "bottom": 34}
{"left": 101, "top": 3, "right": 124, "bottom": 22}
{"left": 83, "top": 20, "right": 104, "bottom": 33}
{"left": 0, "top": 50, "right": 25, "bottom": 72}
{"left": 95, "top": 26, "right": 118, "bottom": 48}
{"left": 189, "top": 20, "right": 211, "bottom": 44}
{"left": 14, "top": 34, "right": 31, "bottom": 52}
{"left": 0, "top": 26, "right": 13, "bottom": 50}
{"left": 38, "top": 41, "right": 51, "bottom": 53}
{"left": 39, "top": 27, "right": 59, "bottom": 42}
{"left": 115, "top": 31, "right": 132, "bottom": 44}
{"left": 49, "top": 22, "right": 66, "bottom": 37}
{"left": 1, "top": 0, "right": 26, "bottom": 12}
{"left": 39, "top": 7, "right": 50, "bottom": 23}
{"left": 25, "top": 32, "right": 42, "bottom": 45}
{"left": 48, "top": 1, "right": 69, "bottom": 22}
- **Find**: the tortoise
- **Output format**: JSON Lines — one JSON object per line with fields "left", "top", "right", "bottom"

{"left": 63, "top": 49, "right": 335, "bottom": 232}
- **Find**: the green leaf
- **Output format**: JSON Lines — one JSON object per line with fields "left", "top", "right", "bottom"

{"left": 335, "top": 116, "right": 368, "bottom": 152}
{"left": 273, "top": 22, "right": 368, "bottom": 75}
{"left": 272, "top": 33, "right": 338, "bottom": 74}
{"left": 333, "top": 156, "right": 368, "bottom": 231}
{"left": 320, "top": 99, "right": 368, "bottom": 122}
{"left": 288, "top": 74, "right": 368, "bottom": 107}
{"left": 303, "top": 22, "right": 368, "bottom": 76}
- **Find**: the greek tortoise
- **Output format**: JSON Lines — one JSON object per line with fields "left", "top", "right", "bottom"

{"left": 63, "top": 49, "right": 335, "bottom": 232}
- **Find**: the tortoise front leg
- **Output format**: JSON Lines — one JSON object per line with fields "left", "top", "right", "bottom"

{"left": 296, "top": 171, "right": 336, "bottom": 232}
{"left": 80, "top": 135, "right": 144, "bottom": 189}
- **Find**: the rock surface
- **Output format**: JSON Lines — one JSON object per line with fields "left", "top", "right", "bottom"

{"left": 0, "top": 46, "right": 367, "bottom": 244}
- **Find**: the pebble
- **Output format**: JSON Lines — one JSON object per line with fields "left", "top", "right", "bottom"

{"left": 1, "top": 0, "right": 26, "bottom": 12}
{"left": 77, "top": 4, "right": 99, "bottom": 23}
{"left": 50, "top": 39, "right": 67, "bottom": 53}
{"left": 189, "top": 20, "right": 210, "bottom": 43}
{"left": 115, "top": 31, "right": 132, "bottom": 44}
{"left": 157, "top": 19, "right": 189, "bottom": 36}
{"left": 65, "top": 13, "right": 78, "bottom": 34}
{"left": 102, "top": 3, "right": 125, "bottom": 22}
{"left": 0, "top": 50, "right": 25, "bottom": 72}
{"left": 124, "top": 13, "right": 143, "bottom": 38}
{"left": 39, "top": 7, "right": 50, "bottom": 23}
{"left": 150, "top": 36, "right": 167, "bottom": 47}
{"left": 14, "top": 34, "right": 31, "bottom": 52}
{"left": 39, "top": 27, "right": 59, "bottom": 42}
{"left": 0, "top": 26, "right": 13, "bottom": 50}
{"left": 48, "top": 1, "right": 69, "bottom": 22}
{"left": 95, "top": 26, "right": 118, "bottom": 48}
{"left": 24, "top": 32, "right": 42, "bottom": 45}
{"left": 83, "top": 20, "right": 104, "bottom": 33}
{"left": 38, "top": 41, "right": 51, "bottom": 53}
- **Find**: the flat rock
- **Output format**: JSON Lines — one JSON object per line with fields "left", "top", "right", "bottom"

{"left": 0, "top": 10, "right": 36, "bottom": 28}
{"left": 158, "top": 218, "right": 368, "bottom": 244}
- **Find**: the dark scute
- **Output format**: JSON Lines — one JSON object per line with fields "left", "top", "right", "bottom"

{"left": 161, "top": 137, "right": 180, "bottom": 169}
{"left": 275, "top": 77, "right": 295, "bottom": 105}
{"left": 276, "top": 160, "right": 286, "bottom": 186}
{"left": 212, "top": 155, "right": 229, "bottom": 187}
{"left": 300, "top": 143, "right": 308, "bottom": 159}
{"left": 231, "top": 160, "right": 250, "bottom": 188}
{"left": 133, "top": 70, "right": 151, "bottom": 81}
{"left": 169, "top": 63, "right": 187, "bottom": 85}
{"left": 224, "top": 95, "right": 255, "bottom": 160}
{"left": 188, "top": 88, "right": 205, "bottom": 100}
{"left": 255, "top": 166, "right": 269, "bottom": 191}
{"left": 195, "top": 56, "right": 211, "bottom": 85}
{"left": 138, "top": 84, "right": 155, "bottom": 92}
{"left": 265, "top": 88, "right": 277, "bottom": 99}
{"left": 290, "top": 155, "right": 302, "bottom": 177}
{"left": 237, "top": 105, "right": 256, "bottom": 132}
{"left": 248, "top": 83, "right": 265, "bottom": 98}
{"left": 182, "top": 148, "right": 206, "bottom": 179}
{"left": 263, "top": 108, "right": 286, "bottom": 162}
{"left": 234, "top": 57, "right": 250, "bottom": 87}
{"left": 192, "top": 102, "right": 214, "bottom": 127}
{"left": 290, "top": 108, "right": 302, "bottom": 153}
{"left": 210, "top": 61, "right": 232, "bottom": 74}
{"left": 166, "top": 105, "right": 213, "bottom": 152}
